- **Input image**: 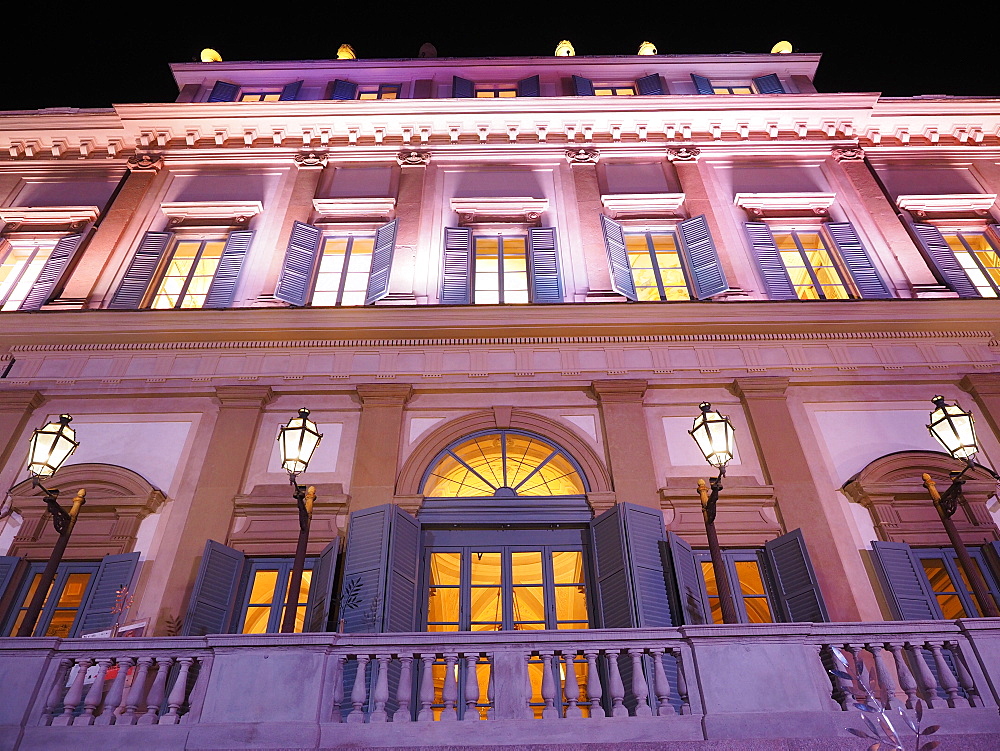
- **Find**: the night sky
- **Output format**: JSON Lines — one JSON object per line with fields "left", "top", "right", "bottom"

{"left": 3, "top": 9, "right": 998, "bottom": 112}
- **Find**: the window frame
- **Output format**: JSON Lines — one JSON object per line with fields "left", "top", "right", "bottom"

{"left": 692, "top": 548, "right": 782, "bottom": 625}
{"left": 358, "top": 84, "right": 402, "bottom": 100}
{"left": 233, "top": 556, "right": 317, "bottom": 635}
{"left": 933, "top": 222, "right": 1000, "bottom": 298}
{"left": 148, "top": 233, "right": 229, "bottom": 310}
{"left": 618, "top": 222, "right": 693, "bottom": 302}
{"left": 911, "top": 546, "right": 1000, "bottom": 619}
{"left": 767, "top": 221, "right": 859, "bottom": 301}
{"left": 470, "top": 229, "right": 530, "bottom": 305}
{"left": 2, "top": 560, "right": 100, "bottom": 637}
{"left": 310, "top": 230, "right": 378, "bottom": 307}
{"left": 0, "top": 234, "right": 61, "bottom": 311}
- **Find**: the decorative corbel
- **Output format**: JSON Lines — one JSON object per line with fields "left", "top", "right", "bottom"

{"left": 831, "top": 146, "right": 865, "bottom": 162}
{"left": 294, "top": 152, "right": 329, "bottom": 169}
{"left": 565, "top": 148, "right": 600, "bottom": 165}
{"left": 126, "top": 153, "right": 163, "bottom": 171}
{"left": 396, "top": 150, "right": 431, "bottom": 167}
{"left": 666, "top": 146, "right": 700, "bottom": 162}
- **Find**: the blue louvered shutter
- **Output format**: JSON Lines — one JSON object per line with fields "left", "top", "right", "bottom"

{"left": 636, "top": 73, "right": 664, "bottom": 95}
{"left": 907, "top": 220, "right": 980, "bottom": 298}
{"left": 572, "top": 75, "right": 595, "bottom": 96}
{"left": 0, "top": 556, "right": 24, "bottom": 612}
{"left": 441, "top": 227, "right": 472, "bottom": 305}
{"left": 452, "top": 76, "right": 475, "bottom": 98}
{"left": 75, "top": 552, "right": 141, "bottom": 636}
{"left": 744, "top": 222, "right": 798, "bottom": 300}
{"left": 280, "top": 80, "right": 304, "bottom": 100}
{"left": 600, "top": 215, "right": 638, "bottom": 301}
{"left": 825, "top": 222, "right": 892, "bottom": 299}
{"left": 182, "top": 540, "right": 245, "bottom": 636}
{"left": 304, "top": 538, "right": 340, "bottom": 633}
{"left": 275, "top": 222, "right": 322, "bottom": 306}
{"left": 339, "top": 504, "right": 420, "bottom": 633}
{"left": 527, "top": 227, "right": 563, "bottom": 304}
{"left": 590, "top": 503, "right": 672, "bottom": 628}
{"left": 203, "top": 230, "right": 253, "bottom": 308}
{"left": 18, "top": 232, "right": 87, "bottom": 310}
{"left": 678, "top": 215, "right": 730, "bottom": 299}
{"left": 870, "top": 541, "right": 939, "bottom": 620}
{"left": 517, "top": 75, "right": 540, "bottom": 97}
{"left": 364, "top": 219, "right": 398, "bottom": 305}
{"left": 328, "top": 79, "right": 358, "bottom": 100}
{"left": 208, "top": 81, "right": 239, "bottom": 102}
{"left": 763, "top": 529, "right": 829, "bottom": 623}
{"left": 691, "top": 74, "right": 714, "bottom": 95}
{"left": 662, "top": 533, "right": 708, "bottom": 625}
{"left": 108, "top": 231, "right": 172, "bottom": 309}
{"left": 753, "top": 74, "right": 785, "bottom": 94}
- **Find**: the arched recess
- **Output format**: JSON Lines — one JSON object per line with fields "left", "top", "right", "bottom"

{"left": 7, "top": 463, "right": 165, "bottom": 558}
{"left": 842, "top": 450, "right": 1000, "bottom": 546}
{"left": 396, "top": 409, "right": 613, "bottom": 513}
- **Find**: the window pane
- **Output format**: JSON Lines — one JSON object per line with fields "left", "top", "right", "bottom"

{"left": 55, "top": 573, "right": 91, "bottom": 608}
{"left": 470, "top": 586, "right": 502, "bottom": 626}
{"left": 341, "top": 237, "right": 374, "bottom": 307}
{"left": 471, "top": 552, "right": 502, "bottom": 585}
{"left": 921, "top": 558, "right": 967, "bottom": 619}
{"left": 554, "top": 585, "right": 588, "bottom": 623}
{"left": 430, "top": 552, "right": 461, "bottom": 586}
{"left": 511, "top": 552, "right": 543, "bottom": 584}
{"left": 313, "top": 237, "right": 348, "bottom": 305}
{"left": 551, "top": 551, "right": 584, "bottom": 584}
{"left": 427, "top": 586, "right": 460, "bottom": 624}
{"left": 0, "top": 242, "right": 54, "bottom": 311}
{"left": 733, "top": 561, "right": 773, "bottom": 623}
{"left": 246, "top": 570, "right": 279, "bottom": 605}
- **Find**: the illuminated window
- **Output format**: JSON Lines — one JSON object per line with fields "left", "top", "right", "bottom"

{"left": 239, "top": 91, "right": 282, "bottom": 102}
{"left": 472, "top": 233, "right": 529, "bottom": 304}
{"left": 237, "top": 559, "right": 314, "bottom": 634}
{"left": 594, "top": 85, "right": 636, "bottom": 96}
{"left": 3, "top": 562, "right": 98, "bottom": 637}
{"left": 422, "top": 431, "right": 586, "bottom": 498}
{"left": 772, "top": 228, "right": 855, "bottom": 300}
{"left": 311, "top": 234, "right": 376, "bottom": 306}
{"left": 475, "top": 85, "right": 517, "bottom": 98}
{"left": 0, "top": 237, "right": 58, "bottom": 311}
{"left": 712, "top": 84, "right": 754, "bottom": 95}
{"left": 913, "top": 548, "right": 1000, "bottom": 619}
{"left": 942, "top": 230, "right": 1000, "bottom": 298}
{"left": 358, "top": 84, "right": 401, "bottom": 100}
{"left": 624, "top": 230, "right": 692, "bottom": 301}
{"left": 696, "top": 550, "right": 776, "bottom": 625}
{"left": 692, "top": 73, "right": 785, "bottom": 95}
{"left": 149, "top": 237, "right": 227, "bottom": 309}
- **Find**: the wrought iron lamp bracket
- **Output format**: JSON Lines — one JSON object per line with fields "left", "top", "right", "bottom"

{"left": 703, "top": 468, "right": 725, "bottom": 524}
{"left": 32, "top": 477, "right": 71, "bottom": 534}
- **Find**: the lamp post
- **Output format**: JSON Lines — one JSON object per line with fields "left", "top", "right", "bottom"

{"left": 689, "top": 402, "right": 740, "bottom": 624}
{"left": 924, "top": 396, "right": 1000, "bottom": 618}
{"left": 16, "top": 414, "right": 83, "bottom": 637}
{"left": 277, "top": 408, "right": 323, "bottom": 633}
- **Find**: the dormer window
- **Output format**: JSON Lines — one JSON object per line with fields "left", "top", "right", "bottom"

{"left": 207, "top": 80, "right": 303, "bottom": 102}
{"left": 691, "top": 73, "right": 785, "bottom": 95}
{"left": 452, "top": 76, "right": 540, "bottom": 98}
{"left": 573, "top": 74, "right": 663, "bottom": 96}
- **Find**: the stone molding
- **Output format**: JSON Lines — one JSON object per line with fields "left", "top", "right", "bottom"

{"left": 160, "top": 201, "right": 262, "bottom": 226}
{"left": 396, "top": 150, "right": 430, "bottom": 167}
{"left": 730, "top": 376, "right": 791, "bottom": 400}
{"left": 659, "top": 477, "right": 781, "bottom": 546}
{"left": 591, "top": 378, "right": 648, "bottom": 403}
{"left": 842, "top": 450, "right": 1000, "bottom": 546}
{"left": 565, "top": 148, "right": 599, "bottom": 165}
{"left": 450, "top": 197, "right": 548, "bottom": 225}
{"left": 600, "top": 193, "right": 685, "bottom": 218}
{"left": 214, "top": 385, "right": 275, "bottom": 409}
{"left": 666, "top": 146, "right": 701, "bottom": 162}
{"left": 126, "top": 153, "right": 163, "bottom": 171}
{"left": 734, "top": 192, "right": 836, "bottom": 217}
{"left": 8, "top": 463, "right": 165, "bottom": 558}
{"left": 961, "top": 373, "right": 1000, "bottom": 398}
{"left": 0, "top": 390, "right": 43, "bottom": 412}
{"left": 230, "top": 482, "right": 347, "bottom": 555}
{"left": 356, "top": 383, "right": 413, "bottom": 406}
{"left": 312, "top": 197, "right": 396, "bottom": 221}
{"left": 293, "top": 152, "right": 329, "bottom": 169}
{"left": 896, "top": 193, "right": 997, "bottom": 216}
{"left": 831, "top": 146, "right": 865, "bottom": 162}
{"left": 0, "top": 206, "right": 100, "bottom": 229}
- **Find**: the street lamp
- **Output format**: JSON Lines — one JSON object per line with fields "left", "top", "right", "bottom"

{"left": 689, "top": 402, "right": 740, "bottom": 624}
{"left": 16, "top": 415, "right": 84, "bottom": 637}
{"left": 277, "top": 408, "right": 323, "bottom": 633}
{"left": 924, "top": 396, "right": 1000, "bottom": 617}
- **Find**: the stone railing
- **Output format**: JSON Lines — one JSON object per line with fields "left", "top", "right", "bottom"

{"left": 2, "top": 620, "right": 999, "bottom": 749}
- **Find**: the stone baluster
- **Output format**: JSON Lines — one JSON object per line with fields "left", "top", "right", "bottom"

{"left": 674, "top": 649, "right": 690, "bottom": 715}
{"left": 844, "top": 644, "right": 869, "bottom": 702}
{"left": 629, "top": 648, "right": 652, "bottom": 716}
{"left": 139, "top": 657, "right": 173, "bottom": 724}
{"left": 464, "top": 654, "right": 481, "bottom": 721}
{"left": 80, "top": 657, "right": 113, "bottom": 725}
{"left": 180, "top": 654, "right": 212, "bottom": 725}
{"left": 121, "top": 655, "right": 154, "bottom": 724}
{"left": 825, "top": 645, "right": 853, "bottom": 710}
{"left": 329, "top": 654, "right": 346, "bottom": 722}
{"left": 887, "top": 643, "right": 919, "bottom": 709}
{"left": 42, "top": 658, "right": 74, "bottom": 725}
{"left": 347, "top": 654, "right": 370, "bottom": 723}
{"left": 563, "top": 651, "right": 582, "bottom": 718}
{"left": 523, "top": 652, "right": 535, "bottom": 719}
{"left": 866, "top": 644, "right": 898, "bottom": 710}
{"left": 927, "top": 642, "right": 964, "bottom": 708}
{"left": 905, "top": 642, "right": 940, "bottom": 708}
{"left": 161, "top": 656, "right": 194, "bottom": 725}
{"left": 417, "top": 654, "right": 435, "bottom": 721}
{"left": 369, "top": 654, "right": 391, "bottom": 722}
{"left": 393, "top": 656, "right": 413, "bottom": 722}
{"left": 650, "top": 648, "right": 674, "bottom": 716}
{"left": 52, "top": 658, "right": 93, "bottom": 726}
{"left": 582, "top": 650, "right": 604, "bottom": 719}
{"left": 946, "top": 641, "right": 979, "bottom": 707}
{"left": 441, "top": 652, "right": 459, "bottom": 721}
{"left": 605, "top": 649, "right": 628, "bottom": 717}
{"left": 487, "top": 655, "right": 495, "bottom": 720}
{"left": 98, "top": 656, "right": 133, "bottom": 725}
{"left": 538, "top": 651, "right": 558, "bottom": 718}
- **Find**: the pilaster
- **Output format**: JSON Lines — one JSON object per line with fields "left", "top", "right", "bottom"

{"left": 591, "top": 379, "right": 659, "bottom": 509}
{"left": 383, "top": 151, "right": 429, "bottom": 303}
{"left": 348, "top": 383, "right": 413, "bottom": 511}
{"left": 731, "top": 376, "right": 882, "bottom": 621}
{"left": 0, "top": 390, "right": 44, "bottom": 491}
{"left": 567, "top": 149, "right": 616, "bottom": 300}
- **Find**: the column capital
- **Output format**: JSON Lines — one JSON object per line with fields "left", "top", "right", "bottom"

{"left": 126, "top": 153, "right": 164, "bottom": 171}
{"left": 960, "top": 373, "right": 1000, "bottom": 398}
{"left": 666, "top": 146, "right": 701, "bottom": 163}
{"left": 730, "top": 377, "right": 791, "bottom": 400}
{"left": 396, "top": 150, "right": 430, "bottom": 167}
{"left": 591, "top": 379, "right": 648, "bottom": 403}
{"left": 294, "top": 151, "right": 329, "bottom": 169}
{"left": 357, "top": 383, "right": 413, "bottom": 407}
{"left": 213, "top": 385, "right": 275, "bottom": 409}
{"left": 565, "top": 148, "right": 600, "bottom": 165}
{"left": 0, "top": 389, "right": 44, "bottom": 412}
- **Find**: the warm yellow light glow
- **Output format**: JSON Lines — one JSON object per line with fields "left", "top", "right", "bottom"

{"left": 689, "top": 403, "right": 736, "bottom": 469}
{"left": 200, "top": 48, "right": 222, "bottom": 63}
{"left": 638, "top": 41, "right": 657, "bottom": 56}
{"left": 27, "top": 414, "right": 79, "bottom": 478}
{"left": 337, "top": 44, "right": 357, "bottom": 60}
{"left": 555, "top": 40, "right": 575, "bottom": 57}
{"left": 771, "top": 41, "right": 793, "bottom": 54}
{"left": 278, "top": 408, "right": 323, "bottom": 474}
{"left": 928, "top": 396, "right": 978, "bottom": 460}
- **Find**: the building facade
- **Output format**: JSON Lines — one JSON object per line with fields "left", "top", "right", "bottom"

{"left": 1, "top": 48, "right": 1000, "bottom": 749}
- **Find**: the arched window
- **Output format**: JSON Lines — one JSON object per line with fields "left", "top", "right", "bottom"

{"left": 421, "top": 430, "right": 587, "bottom": 498}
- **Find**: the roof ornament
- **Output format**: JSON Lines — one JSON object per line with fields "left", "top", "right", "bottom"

{"left": 638, "top": 41, "right": 657, "bottom": 56}
{"left": 200, "top": 48, "right": 222, "bottom": 62}
{"left": 337, "top": 44, "right": 356, "bottom": 60}
{"left": 555, "top": 40, "right": 575, "bottom": 57}
{"left": 771, "top": 41, "right": 793, "bottom": 54}
{"left": 418, "top": 43, "right": 437, "bottom": 58}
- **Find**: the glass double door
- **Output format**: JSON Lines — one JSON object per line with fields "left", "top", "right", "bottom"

{"left": 425, "top": 544, "right": 589, "bottom": 632}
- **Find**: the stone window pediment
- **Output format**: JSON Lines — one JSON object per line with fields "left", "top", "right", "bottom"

{"left": 450, "top": 197, "right": 549, "bottom": 225}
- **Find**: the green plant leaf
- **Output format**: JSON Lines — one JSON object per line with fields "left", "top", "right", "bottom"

{"left": 922, "top": 725, "right": 940, "bottom": 735}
